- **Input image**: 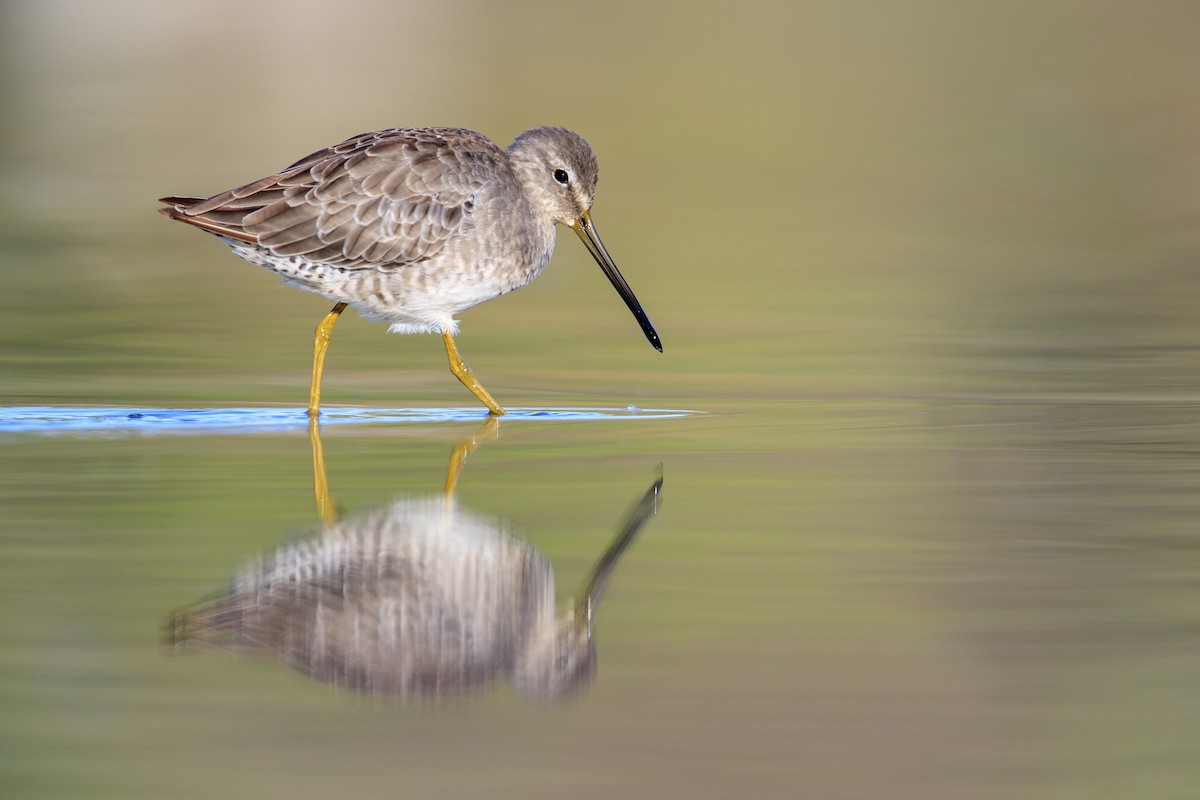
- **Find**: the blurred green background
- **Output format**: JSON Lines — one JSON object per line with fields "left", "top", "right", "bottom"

{"left": 3, "top": 2, "right": 1200, "bottom": 799}
{"left": 3, "top": 0, "right": 1196, "bottom": 407}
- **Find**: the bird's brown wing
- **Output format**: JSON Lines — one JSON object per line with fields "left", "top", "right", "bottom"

{"left": 158, "top": 128, "right": 510, "bottom": 268}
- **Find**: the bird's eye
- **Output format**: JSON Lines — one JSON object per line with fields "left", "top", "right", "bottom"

{"left": 553, "top": 168, "right": 569, "bottom": 184}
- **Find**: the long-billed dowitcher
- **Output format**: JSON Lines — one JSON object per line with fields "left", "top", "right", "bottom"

{"left": 158, "top": 126, "right": 661, "bottom": 416}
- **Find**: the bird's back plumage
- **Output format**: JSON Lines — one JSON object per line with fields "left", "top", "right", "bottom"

{"left": 159, "top": 128, "right": 517, "bottom": 271}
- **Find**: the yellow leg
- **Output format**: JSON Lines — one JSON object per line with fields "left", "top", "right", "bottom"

{"left": 442, "top": 330, "right": 506, "bottom": 416}
{"left": 308, "top": 417, "right": 336, "bottom": 525}
{"left": 309, "top": 302, "right": 348, "bottom": 418}
{"left": 443, "top": 416, "right": 502, "bottom": 498}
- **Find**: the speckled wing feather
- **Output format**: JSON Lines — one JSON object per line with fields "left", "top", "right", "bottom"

{"left": 159, "top": 128, "right": 510, "bottom": 269}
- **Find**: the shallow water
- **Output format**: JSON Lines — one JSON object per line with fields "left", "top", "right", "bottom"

{"left": 0, "top": 405, "right": 697, "bottom": 434}
{"left": 4, "top": 392, "right": 1200, "bottom": 799}
{"left": 5, "top": 2, "right": 1200, "bottom": 798}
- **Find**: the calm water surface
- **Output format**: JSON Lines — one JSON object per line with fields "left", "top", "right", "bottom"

{"left": 3, "top": 386, "right": 1199, "bottom": 799}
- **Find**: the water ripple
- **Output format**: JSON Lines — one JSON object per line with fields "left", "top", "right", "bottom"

{"left": 0, "top": 406, "right": 700, "bottom": 435}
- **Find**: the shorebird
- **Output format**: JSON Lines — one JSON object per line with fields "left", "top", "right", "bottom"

{"left": 158, "top": 126, "right": 662, "bottom": 416}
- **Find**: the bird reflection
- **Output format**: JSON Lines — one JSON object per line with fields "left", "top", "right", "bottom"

{"left": 169, "top": 419, "right": 662, "bottom": 701}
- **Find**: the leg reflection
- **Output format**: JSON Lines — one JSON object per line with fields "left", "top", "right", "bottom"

{"left": 309, "top": 417, "right": 336, "bottom": 525}
{"left": 307, "top": 415, "right": 502, "bottom": 523}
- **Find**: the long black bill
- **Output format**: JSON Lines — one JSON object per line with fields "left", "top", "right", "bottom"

{"left": 571, "top": 211, "right": 663, "bottom": 352}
